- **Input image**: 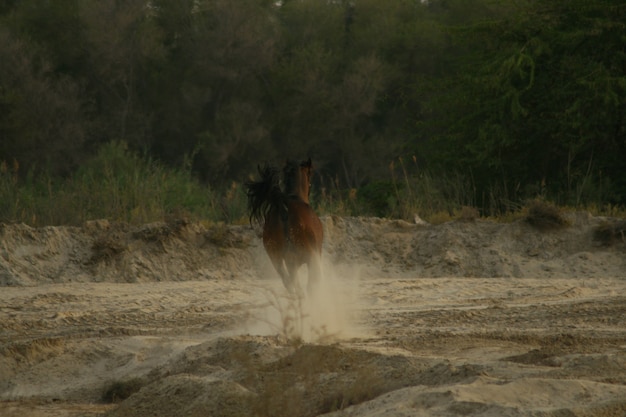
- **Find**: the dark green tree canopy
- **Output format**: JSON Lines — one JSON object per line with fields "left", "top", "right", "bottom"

{"left": 1, "top": 0, "right": 624, "bottom": 212}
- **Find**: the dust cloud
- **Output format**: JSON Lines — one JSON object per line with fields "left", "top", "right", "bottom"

{"left": 243, "top": 258, "right": 369, "bottom": 343}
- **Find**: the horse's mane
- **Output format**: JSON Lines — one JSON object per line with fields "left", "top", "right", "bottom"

{"left": 245, "top": 159, "right": 311, "bottom": 225}
{"left": 245, "top": 164, "right": 284, "bottom": 225}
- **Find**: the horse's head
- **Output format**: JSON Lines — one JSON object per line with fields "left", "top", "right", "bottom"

{"left": 299, "top": 157, "right": 313, "bottom": 196}
{"left": 284, "top": 158, "right": 314, "bottom": 203}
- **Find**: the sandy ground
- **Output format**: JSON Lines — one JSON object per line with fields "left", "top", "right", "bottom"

{"left": 1, "top": 214, "right": 625, "bottom": 416}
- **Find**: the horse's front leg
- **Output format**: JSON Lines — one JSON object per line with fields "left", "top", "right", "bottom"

{"left": 268, "top": 255, "right": 294, "bottom": 293}
{"left": 306, "top": 254, "right": 322, "bottom": 297}
{"left": 285, "top": 260, "right": 306, "bottom": 299}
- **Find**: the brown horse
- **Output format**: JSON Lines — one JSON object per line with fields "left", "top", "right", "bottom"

{"left": 245, "top": 158, "right": 323, "bottom": 295}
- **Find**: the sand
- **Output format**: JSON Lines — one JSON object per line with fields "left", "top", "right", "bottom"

{"left": 1, "top": 213, "right": 625, "bottom": 416}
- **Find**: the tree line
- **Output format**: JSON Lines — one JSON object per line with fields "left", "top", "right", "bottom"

{"left": 1, "top": 0, "right": 624, "bottom": 217}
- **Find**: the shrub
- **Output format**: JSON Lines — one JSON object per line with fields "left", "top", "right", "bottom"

{"left": 102, "top": 378, "right": 145, "bottom": 403}
{"left": 593, "top": 220, "right": 626, "bottom": 246}
{"left": 0, "top": 141, "right": 249, "bottom": 226}
{"left": 358, "top": 181, "right": 397, "bottom": 217}
{"left": 525, "top": 199, "right": 569, "bottom": 230}
{"left": 455, "top": 206, "right": 480, "bottom": 222}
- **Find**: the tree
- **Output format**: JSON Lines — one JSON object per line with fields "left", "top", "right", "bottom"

{"left": 80, "top": 0, "right": 165, "bottom": 149}
{"left": 271, "top": 0, "right": 405, "bottom": 187}
{"left": 414, "top": 0, "right": 626, "bottom": 208}
{"left": 0, "top": 28, "right": 87, "bottom": 177}
{"left": 149, "top": 0, "right": 278, "bottom": 182}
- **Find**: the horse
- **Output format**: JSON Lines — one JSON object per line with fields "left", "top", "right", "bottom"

{"left": 245, "top": 158, "right": 324, "bottom": 296}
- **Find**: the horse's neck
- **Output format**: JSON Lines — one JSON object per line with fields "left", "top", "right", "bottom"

{"left": 284, "top": 165, "right": 310, "bottom": 204}
{"left": 288, "top": 176, "right": 309, "bottom": 204}
{"left": 297, "top": 190, "right": 309, "bottom": 204}
{"left": 299, "top": 172, "right": 312, "bottom": 204}
{"left": 289, "top": 188, "right": 309, "bottom": 204}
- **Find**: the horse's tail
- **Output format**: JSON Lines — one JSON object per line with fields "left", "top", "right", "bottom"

{"left": 245, "top": 164, "right": 286, "bottom": 225}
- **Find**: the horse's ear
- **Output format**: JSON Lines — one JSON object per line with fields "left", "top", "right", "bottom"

{"left": 302, "top": 157, "right": 312, "bottom": 168}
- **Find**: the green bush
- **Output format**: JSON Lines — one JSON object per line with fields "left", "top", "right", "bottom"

{"left": 1, "top": 146, "right": 624, "bottom": 227}
{"left": 525, "top": 199, "right": 569, "bottom": 230}
{"left": 0, "top": 141, "right": 248, "bottom": 226}
{"left": 358, "top": 181, "right": 397, "bottom": 217}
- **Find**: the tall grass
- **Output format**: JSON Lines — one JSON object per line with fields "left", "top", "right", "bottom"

{"left": 389, "top": 156, "right": 477, "bottom": 221}
{"left": 313, "top": 156, "right": 477, "bottom": 222}
{"left": 0, "top": 142, "right": 248, "bottom": 226}
{"left": 314, "top": 156, "right": 625, "bottom": 223}
{"left": 1, "top": 147, "right": 623, "bottom": 227}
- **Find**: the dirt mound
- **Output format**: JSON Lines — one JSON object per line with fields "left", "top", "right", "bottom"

{"left": 1, "top": 212, "right": 624, "bottom": 287}
{"left": 105, "top": 336, "right": 484, "bottom": 417}
{"left": 0, "top": 220, "right": 259, "bottom": 286}
{"left": 108, "top": 375, "right": 255, "bottom": 417}
{"left": 323, "top": 377, "right": 626, "bottom": 417}
{"left": 103, "top": 334, "right": 626, "bottom": 417}
{"left": 324, "top": 212, "right": 625, "bottom": 278}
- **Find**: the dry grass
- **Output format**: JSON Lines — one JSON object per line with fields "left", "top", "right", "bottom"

{"left": 251, "top": 345, "right": 405, "bottom": 417}
{"left": 593, "top": 220, "right": 626, "bottom": 246}
{"left": 524, "top": 199, "right": 570, "bottom": 230}
{"left": 455, "top": 206, "right": 480, "bottom": 222}
{"left": 89, "top": 231, "right": 128, "bottom": 264}
{"left": 2, "top": 145, "right": 625, "bottom": 227}
{"left": 102, "top": 378, "right": 145, "bottom": 403}
{"left": 250, "top": 286, "right": 308, "bottom": 344}
{"left": 204, "top": 222, "right": 252, "bottom": 249}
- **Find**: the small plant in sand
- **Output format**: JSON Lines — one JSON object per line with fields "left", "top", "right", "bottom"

{"left": 102, "top": 378, "right": 145, "bottom": 403}
{"left": 593, "top": 219, "right": 626, "bottom": 246}
{"left": 249, "top": 282, "right": 339, "bottom": 344}
{"left": 252, "top": 286, "right": 307, "bottom": 344}
{"left": 89, "top": 230, "right": 128, "bottom": 264}
{"left": 320, "top": 366, "right": 387, "bottom": 413}
{"left": 425, "top": 211, "right": 453, "bottom": 225}
{"left": 455, "top": 205, "right": 480, "bottom": 222}
{"left": 204, "top": 221, "right": 251, "bottom": 249}
{"left": 524, "top": 199, "right": 569, "bottom": 230}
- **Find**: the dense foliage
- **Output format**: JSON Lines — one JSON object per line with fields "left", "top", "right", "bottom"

{"left": 1, "top": 0, "right": 624, "bottom": 223}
